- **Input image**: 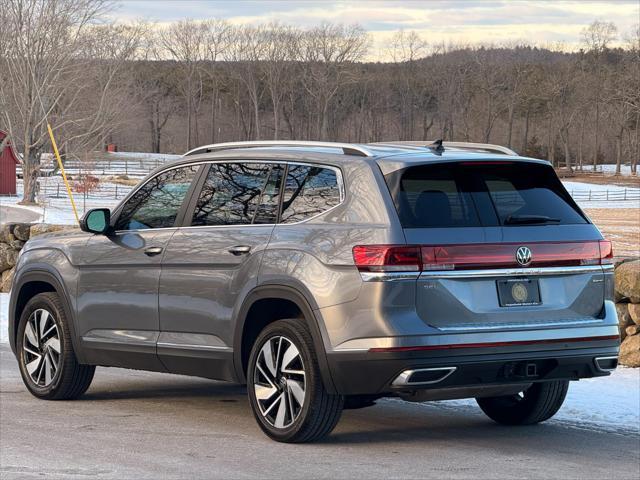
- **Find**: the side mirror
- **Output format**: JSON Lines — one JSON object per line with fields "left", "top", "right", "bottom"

{"left": 80, "top": 208, "right": 111, "bottom": 234}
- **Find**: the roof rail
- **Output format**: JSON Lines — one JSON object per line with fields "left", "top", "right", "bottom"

{"left": 184, "top": 140, "right": 373, "bottom": 157}
{"left": 371, "top": 141, "right": 517, "bottom": 156}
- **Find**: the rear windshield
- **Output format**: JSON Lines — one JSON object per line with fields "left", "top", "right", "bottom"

{"left": 384, "top": 162, "right": 587, "bottom": 228}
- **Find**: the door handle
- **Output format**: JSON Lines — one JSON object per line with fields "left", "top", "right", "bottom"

{"left": 228, "top": 245, "right": 252, "bottom": 256}
{"left": 144, "top": 247, "right": 163, "bottom": 257}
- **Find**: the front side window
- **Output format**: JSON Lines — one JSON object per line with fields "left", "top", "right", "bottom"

{"left": 280, "top": 165, "right": 341, "bottom": 223}
{"left": 191, "top": 163, "right": 274, "bottom": 226}
{"left": 114, "top": 165, "right": 198, "bottom": 230}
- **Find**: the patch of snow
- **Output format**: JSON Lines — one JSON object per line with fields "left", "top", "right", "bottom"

{"left": 0, "top": 293, "right": 8, "bottom": 344}
{"left": 561, "top": 180, "right": 640, "bottom": 209}
{"left": 581, "top": 164, "right": 637, "bottom": 176}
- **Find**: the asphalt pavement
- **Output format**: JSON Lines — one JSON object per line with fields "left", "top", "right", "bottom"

{"left": 0, "top": 344, "right": 638, "bottom": 479}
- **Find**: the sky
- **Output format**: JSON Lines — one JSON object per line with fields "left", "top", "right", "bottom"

{"left": 113, "top": 1, "right": 640, "bottom": 59}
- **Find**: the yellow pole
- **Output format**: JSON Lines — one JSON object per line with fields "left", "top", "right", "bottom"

{"left": 47, "top": 124, "right": 80, "bottom": 224}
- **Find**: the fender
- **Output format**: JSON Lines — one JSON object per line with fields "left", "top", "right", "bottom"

{"left": 232, "top": 284, "right": 337, "bottom": 394}
{"left": 9, "top": 266, "right": 85, "bottom": 363}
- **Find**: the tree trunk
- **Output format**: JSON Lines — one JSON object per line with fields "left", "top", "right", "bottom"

{"left": 522, "top": 108, "right": 530, "bottom": 155}
{"left": 507, "top": 104, "right": 515, "bottom": 148}
{"left": 615, "top": 127, "right": 623, "bottom": 176}
{"left": 592, "top": 100, "right": 599, "bottom": 170}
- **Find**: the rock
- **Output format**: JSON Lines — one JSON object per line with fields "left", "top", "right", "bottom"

{"left": 625, "top": 324, "right": 640, "bottom": 337}
{"left": 1, "top": 267, "right": 14, "bottom": 293}
{"left": 615, "top": 260, "right": 640, "bottom": 303}
{"left": 5, "top": 248, "right": 18, "bottom": 268}
{"left": 616, "top": 303, "right": 633, "bottom": 340}
{"left": 0, "top": 244, "right": 12, "bottom": 272}
{"left": 11, "top": 223, "right": 31, "bottom": 241}
{"left": 9, "top": 239, "right": 25, "bottom": 250}
{"left": 29, "top": 223, "right": 66, "bottom": 237}
{"left": 619, "top": 334, "right": 640, "bottom": 368}
{"left": 629, "top": 303, "right": 640, "bottom": 325}
{"left": 0, "top": 224, "right": 15, "bottom": 243}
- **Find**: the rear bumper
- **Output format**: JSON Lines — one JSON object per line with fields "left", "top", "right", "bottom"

{"left": 326, "top": 339, "right": 620, "bottom": 396}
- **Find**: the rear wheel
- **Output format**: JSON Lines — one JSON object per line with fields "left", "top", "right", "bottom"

{"left": 247, "top": 318, "right": 344, "bottom": 443}
{"left": 17, "top": 292, "right": 95, "bottom": 400}
{"left": 476, "top": 380, "right": 569, "bottom": 425}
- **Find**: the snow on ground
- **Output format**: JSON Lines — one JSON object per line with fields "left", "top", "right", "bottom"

{"left": 387, "top": 366, "right": 640, "bottom": 435}
{"left": 1, "top": 290, "right": 637, "bottom": 433}
{"left": 581, "top": 164, "right": 636, "bottom": 176}
{"left": 1, "top": 293, "right": 8, "bottom": 344}
{"left": 562, "top": 180, "right": 640, "bottom": 209}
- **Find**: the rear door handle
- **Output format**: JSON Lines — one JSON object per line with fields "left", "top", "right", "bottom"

{"left": 144, "top": 247, "right": 163, "bottom": 257}
{"left": 228, "top": 245, "right": 252, "bottom": 256}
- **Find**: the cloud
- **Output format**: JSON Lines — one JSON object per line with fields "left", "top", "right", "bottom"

{"left": 111, "top": 0, "right": 639, "bottom": 59}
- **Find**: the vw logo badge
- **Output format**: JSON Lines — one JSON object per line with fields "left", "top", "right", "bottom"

{"left": 516, "top": 246, "right": 532, "bottom": 266}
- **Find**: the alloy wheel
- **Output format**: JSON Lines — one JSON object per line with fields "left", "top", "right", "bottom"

{"left": 22, "top": 308, "right": 61, "bottom": 387}
{"left": 253, "top": 335, "right": 307, "bottom": 429}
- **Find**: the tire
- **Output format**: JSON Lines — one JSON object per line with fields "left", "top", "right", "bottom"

{"left": 476, "top": 380, "right": 569, "bottom": 425}
{"left": 247, "top": 318, "right": 344, "bottom": 443}
{"left": 16, "top": 292, "right": 95, "bottom": 400}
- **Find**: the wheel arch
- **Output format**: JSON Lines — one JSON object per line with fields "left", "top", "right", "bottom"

{"left": 233, "top": 284, "right": 337, "bottom": 394}
{"left": 9, "top": 267, "right": 83, "bottom": 362}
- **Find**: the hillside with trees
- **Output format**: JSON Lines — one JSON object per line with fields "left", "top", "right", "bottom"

{"left": 1, "top": 1, "right": 638, "bottom": 204}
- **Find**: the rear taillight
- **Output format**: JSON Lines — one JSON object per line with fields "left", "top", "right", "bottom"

{"left": 599, "top": 240, "right": 614, "bottom": 264}
{"left": 353, "top": 241, "right": 614, "bottom": 272}
{"left": 352, "top": 245, "right": 421, "bottom": 272}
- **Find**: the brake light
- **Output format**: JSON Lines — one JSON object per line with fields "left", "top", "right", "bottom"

{"left": 353, "top": 241, "right": 614, "bottom": 272}
{"left": 352, "top": 245, "right": 421, "bottom": 272}
{"left": 599, "top": 240, "right": 614, "bottom": 264}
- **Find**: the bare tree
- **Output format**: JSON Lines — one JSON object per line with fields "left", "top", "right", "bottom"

{"left": 0, "top": 0, "right": 118, "bottom": 204}
{"left": 582, "top": 20, "right": 618, "bottom": 170}
{"left": 295, "top": 23, "right": 369, "bottom": 139}
{"left": 161, "top": 19, "right": 208, "bottom": 150}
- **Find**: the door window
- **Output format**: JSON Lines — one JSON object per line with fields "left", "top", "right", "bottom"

{"left": 114, "top": 165, "right": 199, "bottom": 230}
{"left": 191, "top": 163, "right": 275, "bottom": 226}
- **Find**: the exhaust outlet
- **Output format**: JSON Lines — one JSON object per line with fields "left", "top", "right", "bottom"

{"left": 392, "top": 367, "right": 457, "bottom": 386}
{"left": 594, "top": 356, "right": 618, "bottom": 372}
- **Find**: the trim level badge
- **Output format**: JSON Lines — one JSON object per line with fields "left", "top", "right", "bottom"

{"left": 516, "top": 246, "right": 532, "bottom": 266}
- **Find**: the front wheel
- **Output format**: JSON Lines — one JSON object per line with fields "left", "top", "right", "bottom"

{"left": 247, "top": 319, "right": 344, "bottom": 443}
{"left": 16, "top": 292, "right": 95, "bottom": 400}
{"left": 476, "top": 380, "right": 569, "bottom": 425}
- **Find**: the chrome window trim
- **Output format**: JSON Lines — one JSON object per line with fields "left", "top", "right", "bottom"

{"left": 111, "top": 159, "right": 345, "bottom": 234}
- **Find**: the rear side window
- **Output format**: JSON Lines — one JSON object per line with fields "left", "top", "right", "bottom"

{"left": 384, "top": 162, "right": 586, "bottom": 228}
{"left": 191, "top": 163, "right": 273, "bottom": 226}
{"left": 280, "top": 165, "right": 341, "bottom": 223}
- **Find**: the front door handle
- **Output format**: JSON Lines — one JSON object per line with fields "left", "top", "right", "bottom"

{"left": 228, "top": 245, "right": 252, "bottom": 256}
{"left": 144, "top": 247, "right": 163, "bottom": 257}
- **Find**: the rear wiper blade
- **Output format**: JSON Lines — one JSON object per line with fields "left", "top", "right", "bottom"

{"left": 504, "top": 215, "right": 561, "bottom": 225}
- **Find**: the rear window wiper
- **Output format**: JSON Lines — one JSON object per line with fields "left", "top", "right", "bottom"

{"left": 504, "top": 215, "right": 561, "bottom": 225}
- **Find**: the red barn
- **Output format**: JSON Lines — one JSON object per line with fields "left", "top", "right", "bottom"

{"left": 0, "top": 130, "right": 20, "bottom": 195}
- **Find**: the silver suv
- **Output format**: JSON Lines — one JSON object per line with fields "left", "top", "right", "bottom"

{"left": 8, "top": 140, "right": 620, "bottom": 442}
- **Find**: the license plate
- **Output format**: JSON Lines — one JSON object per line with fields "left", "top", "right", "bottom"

{"left": 497, "top": 278, "right": 541, "bottom": 307}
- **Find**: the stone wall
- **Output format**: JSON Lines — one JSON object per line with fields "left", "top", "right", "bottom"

{"left": 615, "top": 259, "right": 640, "bottom": 367}
{"left": 1, "top": 222, "right": 639, "bottom": 367}
{"left": 0, "top": 223, "right": 75, "bottom": 292}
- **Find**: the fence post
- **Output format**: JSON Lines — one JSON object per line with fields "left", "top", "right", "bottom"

{"left": 115, "top": 184, "right": 118, "bottom": 199}
{"left": 606, "top": 190, "right": 609, "bottom": 201}
{"left": 624, "top": 189, "right": 627, "bottom": 201}
{"left": 56, "top": 184, "right": 60, "bottom": 198}
{"left": 588, "top": 190, "right": 591, "bottom": 201}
